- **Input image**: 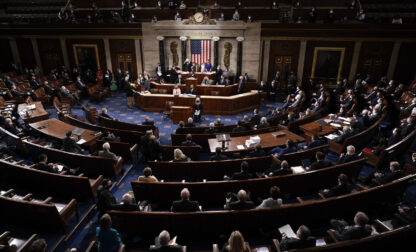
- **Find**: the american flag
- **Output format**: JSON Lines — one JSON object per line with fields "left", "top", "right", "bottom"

{"left": 190, "top": 39, "right": 211, "bottom": 65}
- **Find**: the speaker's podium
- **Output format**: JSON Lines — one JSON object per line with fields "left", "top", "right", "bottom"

{"left": 171, "top": 106, "right": 192, "bottom": 124}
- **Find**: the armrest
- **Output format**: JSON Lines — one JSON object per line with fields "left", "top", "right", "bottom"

{"left": 15, "top": 160, "right": 24, "bottom": 165}
{"left": 272, "top": 239, "right": 281, "bottom": 252}
{"left": 22, "top": 193, "right": 32, "bottom": 201}
{"left": 318, "top": 192, "right": 326, "bottom": 199}
{"left": 42, "top": 197, "right": 53, "bottom": 204}
{"left": 60, "top": 170, "right": 67, "bottom": 175}
{"left": 327, "top": 229, "right": 339, "bottom": 243}
{"left": 212, "top": 244, "right": 219, "bottom": 252}
{"left": 77, "top": 173, "right": 85, "bottom": 177}
{"left": 117, "top": 244, "right": 125, "bottom": 252}
{"left": 356, "top": 184, "right": 368, "bottom": 191}
{"left": 373, "top": 219, "right": 392, "bottom": 233}
{"left": 296, "top": 197, "right": 304, "bottom": 203}
{"left": 1, "top": 189, "right": 15, "bottom": 197}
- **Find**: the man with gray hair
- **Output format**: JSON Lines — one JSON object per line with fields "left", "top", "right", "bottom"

{"left": 113, "top": 193, "right": 140, "bottom": 211}
{"left": 225, "top": 189, "right": 255, "bottom": 210}
{"left": 171, "top": 188, "right": 200, "bottom": 212}
{"left": 98, "top": 142, "right": 119, "bottom": 162}
{"left": 338, "top": 145, "right": 358, "bottom": 164}
{"left": 329, "top": 211, "right": 372, "bottom": 241}
{"left": 150, "top": 230, "right": 183, "bottom": 252}
{"left": 204, "top": 122, "right": 217, "bottom": 134}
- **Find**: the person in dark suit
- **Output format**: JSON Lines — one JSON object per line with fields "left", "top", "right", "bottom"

{"left": 333, "top": 126, "right": 352, "bottom": 143}
{"left": 98, "top": 142, "right": 119, "bottom": 162}
{"left": 232, "top": 120, "right": 246, "bottom": 132}
{"left": 225, "top": 161, "right": 253, "bottom": 180}
{"left": 258, "top": 81, "right": 267, "bottom": 92}
{"left": 204, "top": 123, "right": 217, "bottom": 134}
{"left": 192, "top": 98, "right": 203, "bottom": 122}
{"left": 374, "top": 161, "right": 403, "bottom": 185}
{"left": 150, "top": 230, "right": 183, "bottom": 252}
{"left": 338, "top": 145, "right": 359, "bottom": 164}
{"left": 225, "top": 189, "right": 255, "bottom": 210}
{"left": 176, "top": 74, "right": 185, "bottom": 85}
{"left": 268, "top": 139, "right": 298, "bottom": 159}
{"left": 100, "top": 108, "right": 115, "bottom": 120}
{"left": 4, "top": 75, "right": 16, "bottom": 89}
{"left": 210, "top": 147, "right": 228, "bottom": 161}
{"left": 247, "top": 144, "right": 266, "bottom": 158}
{"left": 34, "top": 154, "right": 59, "bottom": 173}
{"left": 29, "top": 76, "right": 41, "bottom": 90}
{"left": 388, "top": 128, "right": 402, "bottom": 145}
{"left": 62, "top": 130, "right": 82, "bottom": 153}
{"left": 147, "top": 135, "right": 162, "bottom": 161}
{"left": 215, "top": 65, "right": 223, "bottom": 84}
{"left": 267, "top": 80, "right": 278, "bottom": 101}
{"left": 171, "top": 188, "right": 200, "bottom": 212}
{"left": 10, "top": 85, "right": 26, "bottom": 98}
{"left": 185, "top": 117, "right": 195, "bottom": 127}
{"left": 186, "top": 85, "right": 196, "bottom": 95}
{"left": 97, "top": 179, "right": 117, "bottom": 217}
{"left": 183, "top": 58, "right": 192, "bottom": 72}
{"left": 112, "top": 193, "right": 140, "bottom": 211}
{"left": 256, "top": 117, "right": 270, "bottom": 129}
{"left": 268, "top": 160, "right": 293, "bottom": 177}
{"left": 237, "top": 75, "right": 245, "bottom": 94}
{"left": 329, "top": 211, "right": 372, "bottom": 241}
{"left": 401, "top": 117, "right": 415, "bottom": 138}
{"left": 307, "top": 151, "right": 332, "bottom": 171}
{"left": 250, "top": 109, "right": 261, "bottom": 124}
{"left": 75, "top": 76, "right": 88, "bottom": 93}
{"left": 175, "top": 121, "right": 188, "bottom": 134}
{"left": 322, "top": 173, "right": 352, "bottom": 198}
{"left": 303, "top": 135, "right": 326, "bottom": 150}
{"left": 4, "top": 118, "right": 22, "bottom": 135}
{"left": 142, "top": 117, "right": 154, "bottom": 126}
{"left": 181, "top": 134, "right": 199, "bottom": 147}
{"left": 280, "top": 225, "right": 316, "bottom": 251}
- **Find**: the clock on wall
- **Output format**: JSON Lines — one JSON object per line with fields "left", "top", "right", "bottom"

{"left": 194, "top": 12, "right": 204, "bottom": 23}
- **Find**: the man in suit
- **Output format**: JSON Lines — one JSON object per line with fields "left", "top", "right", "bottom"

{"left": 322, "top": 173, "right": 352, "bottom": 198}
{"left": 176, "top": 74, "right": 185, "bottom": 85}
{"left": 175, "top": 121, "right": 188, "bottom": 134}
{"left": 210, "top": 147, "right": 228, "bottom": 161}
{"left": 401, "top": 117, "right": 415, "bottom": 137}
{"left": 247, "top": 143, "right": 266, "bottom": 158}
{"left": 204, "top": 123, "right": 217, "bottom": 134}
{"left": 4, "top": 75, "right": 16, "bottom": 89}
{"left": 147, "top": 135, "right": 162, "bottom": 161}
{"left": 63, "top": 130, "right": 82, "bottom": 153}
{"left": 100, "top": 108, "right": 115, "bottom": 120}
{"left": 268, "top": 139, "right": 298, "bottom": 159}
{"left": 171, "top": 188, "right": 200, "bottom": 212}
{"left": 258, "top": 81, "right": 267, "bottom": 92}
{"left": 97, "top": 179, "right": 117, "bottom": 217}
{"left": 98, "top": 142, "right": 119, "bottom": 162}
{"left": 186, "top": 85, "right": 196, "bottom": 95}
{"left": 185, "top": 117, "right": 195, "bottom": 127}
{"left": 303, "top": 135, "right": 325, "bottom": 150}
{"left": 4, "top": 118, "right": 22, "bottom": 135}
{"left": 280, "top": 225, "right": 316, "bottom": 251}
{"left": 232, "top": 120, "right": 246, "bottom": 132}
{"left": 112, "top": 193, "right": 140, "bottom": 211}
{"left": 75, "top": 76, "right": 88, "bottom": 93}
{"left": 183, "top": 58, "right": 192, "bottom": 72}
{"left": 181, "top": 134, "right": 199, "bottom": 146}
{"left": 267, "top": 80, "right": 277, "bottom": 101}
{"left": 308, "top": 151, "right": 332, "bottom": 171}
{"left": 142, "top": 117, "right": 155, "bottom": 126}
{"left": 329, "top": 211, "right": 372, "bottom": 241}
{"left": 29, "top": 75, "right": 41, "bottom": 90}
{"left": 237, "top": 75, "right": 245, "bottom": 94}
{"left": 60, "top": 86, "right": 81, "bottom": 105}
{"left": 215, "top": 65, "right": 223, "bottom": 84}
{"left": 34, "top": 154, "right": 59, "bottom": 173}
{"left": 333, "top": 126, "right": 352, "bottom": 144}
{"left": 338, "top": 145, "right": 359, "bottom": 164}
{"left": 388, "top": 128, "right": 402, "bottom": 145}
{"left": 250, "top": 109, "right": 261, "bottom": 124}
{"left": 150, "top": 230, "right": 183, "bottom": 252}
{"left": 10, "top": 85, "right": 26, "bottom": 98}
{"left": 225, "top": 189, "right": 255, "bottom": 210}
{"left": 225, "top": 161, "right": 253, "bottom": 180}
{"left": 268, "top": 160, "right": 293, "bottom": 177}
{"left": 374, "top": 161, "right": 403, "bottom": 185}
{"left": 218, "top": 75, "right": 227, "bottom": 86}
{"left": 256, "top": 117, "right": 270, "bottom": 129}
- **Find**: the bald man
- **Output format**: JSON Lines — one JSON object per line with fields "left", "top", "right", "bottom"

{"left": 225, "top": 189, "right": 255, "bottom": 210}
{"left": 171, "top": 188, "right": 200, "bottom": 212}
{"left": 112, "top": 193, "right": 140, "bottom": 211}
{"left": 150, "top": 230, "right": 183, "bottom": 252}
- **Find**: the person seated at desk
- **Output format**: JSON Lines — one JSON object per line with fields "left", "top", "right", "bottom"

{"left": 186, "top": 85, "right": 196, "bottom": 95}
{"left": 192, "top": 97, "right": 203, "bottom": 122}
{"left": 112, "top": 193, "right": 140, "bottom": 211}
{"left": 188, "top": 71, "right": 196, "bottom": 79}
{"left": 338, "top": 145, "right": 358, "bottom": 164}
{"left": 171, "top": 188, "right": 201, "bottom": 212}
{"left": 210, "top": 147, "right": 228, "bottom": 161}
{"left": 204, "top": 61, "right": 212, "bottom": 72}
{"left": 280, "top": 225, "right": 316, "bottom": 251}
{"left": 201, "top": 76, "right": 212, "bottom": 85}
{"left": 329, "top": 211, "right": 372, "bottom": 241}
{"left": 307, "top": 151, "right": 331, "bottom": 171}
{"left": 224, "top": 161, "right": 253, "bottom": 180}
{"left": 176, "top": 74, "right": 185, "bottom": 85}
{"left": 268, "top": 160, "right": 293, "bottom": 177}
{"left": 388, "top": 127, "right": 401, "bottom": 146}
{"left": 250, "top": 109, "right": 261, "bottom": 124}
{"left": 256, "top": 117, "right": 270, "bottom": 129}
{"left": 150, "top": 230, "right": 183, "bottom": 252}
{"left": 333, "top": 126, "right": 353, "bottom": 144}
{"left": 214, "top": 118, "right": 223, "bottom": 127}
{"left": 303, "top": 135, "right": 326, "bottom": 150}
{"left": 147, "top": 135, "right": 162, "bottom": 161}
{"left": 34, "top": 154, "right": 59, "bottom": 174}
{"left": 256, "top": 186, "right": 283, "bottom": 209}
{"left": 63, "top": 130, "right": 82, "bottom": 153}
{"left": 10, "top": 85, "right": 27, "bottom": 98}
{"left": 321, "top": 173, "right": 352, "bottom": 198}
{"left": 225, "top": 189, "right": 255, "bottom": 210}
{"left": 185, "top": 117, "right": 195, "bottom": 127}
{"left": 142, "top": 116, "right": 154, "bottom": 126}
{"left": 138, "top": 167, "right": 158, "bottom": 182}
{"left": 102, "top": 130, "right": 120, "bottom": 142}
{"left": 218, "top": 75, "right": 227, "bottom": 86}
{"left": 204, "top": 122, "right": 217, "bottom": 134}
{"left": 362, "top": 161, "right": 403, "bottom": 186}
{"left": 100, "top": 108, "right": 115, "bottom": 120}
{"left": 171, "top": 148, "right": 190, "bottom": 162}
{"left": 183, "top": 58, "right": 192, "bottom": 72}
{"left": 268, "top": 139, "right": 297, "bottom": 159}
{"left": 172, "top": 84, "right": 181, "bottom": 95}
{"left": 247, "top": 143, "right": 266, "bottom": 158}
{"left": 4, "top": 118, "right": 22, "bottom": 135}
{"left": 75, "top": 76, "right": 88, "bottom": 93}
{"left": 222, "top": 231, "right": 250, "bottom": 252}
{"left": 98, "top": 142, "right": 119, "bottom": 162}
{"left": 181, "top": 134, "right": 198, "bottom": 146}
{"left": 60, "top": 86, "right": 81, "bottom": 105}
{"left": 175, "top": 121, "right": 188, "bottom": 134}
{"left": 232, "top": 120, "right": 246, "bottom": 132}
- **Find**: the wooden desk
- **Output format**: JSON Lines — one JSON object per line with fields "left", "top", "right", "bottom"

{"left": 180, "top": 72, "right": 215, "bottom": 85}
{"left": 299, "top": 116, "right": 349, "bottom": 141}
{"left": 208, "top": 129, "right": 304, "bottom": 154}
{"left": 17, "top": 101, "right": 49, "bottom": 123}
{"left": 150, "top": 82, "right": 259, "bottom": 96}
{"left": 171, "top": 106, "right": 192, "bottom": 124}
{"left": 29, "top": 118, "right": 102, "bottom": 148}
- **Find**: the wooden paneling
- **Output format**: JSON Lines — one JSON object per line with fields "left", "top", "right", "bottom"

{"left": 109, "top": 39, "right": 137, "bottom": 78}
{"left": 303, "top": 40, "right": 355, "bottom": 83}
{"left": 16, "top": 38, "right": 35, "bottom": 70}
{"left": 356, "top": 42, "right": 393, "bottom": 80}
{"left": 394, "top": 42, "right": 416, "bottom": 85}
{"left": 66, "top": 39, "right": 107, "bottom": 71}
{"left": 37, "top": 39, "right": 63, "bottom": 74}
{"left": 268, "top": 40, "right": 300, "bottom": 83}
{"left": 0, "top": 39, "right": 13, "bottom": 72}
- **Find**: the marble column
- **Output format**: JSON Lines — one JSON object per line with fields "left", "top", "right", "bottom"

{"left": 236, "top": 37, "right": 244, "bottom": 78}
{"left": 59, "top": 38, "right": 70, "bottom": 71}
{"left": 180, "top": 36, "right": 187, "bottom": 70}
{"left": 31, "top": 38, "right": 43, "bottom": 74}
{"left": 387, "top": 41, "right": 402, "bottom": 80}
{"left": 348, "top": 41, "right": 362, "bottom": 81}
{"left": 296, "top": 40, "right": 307, "bottom": 85}
{"left": 103, "top": 39, "right": 112, "bottom": 71}
{"left": 157, "top": 36, "right": 165, "bottom": 71}
{"left": 134, "top": 39, "right": 143, "bottom": 74}
{"left": 213, "top": 37, "right": 220, "bottom": 70}
{"left": 8, "top": 38, "right": 21, "bottom": 72}
{"left": 261, "top": 40, "right": 271, "bottom": 82}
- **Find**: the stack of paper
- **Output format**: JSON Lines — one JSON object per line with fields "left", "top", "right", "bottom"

{"left": 325, "top": 134, "right": 338, "bottom": 140}
{"left": 291, "top": 166, "right": 305, "bottom": 174}
{"left": 250, "top": 135, "right": 261, "bottom": 143}
{"left": 278, "top": 224, "right": 297, "bottom": 238}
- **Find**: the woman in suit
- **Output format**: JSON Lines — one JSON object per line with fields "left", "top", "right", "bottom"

{"left": 96, "top": 214, "right": 123, "bottom": 252}
{"left": 193, "top": 97, "right": 203, "bottom": 122}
